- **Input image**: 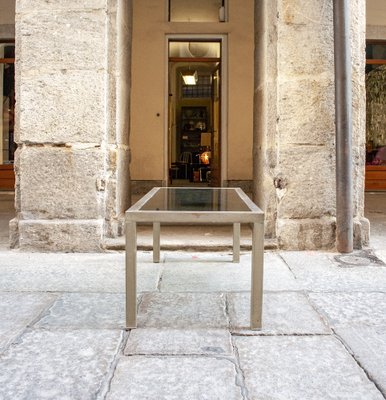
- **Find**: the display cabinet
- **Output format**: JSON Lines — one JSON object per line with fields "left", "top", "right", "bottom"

{"left": 180, "top": 106, "right": 208, "bottom": 156}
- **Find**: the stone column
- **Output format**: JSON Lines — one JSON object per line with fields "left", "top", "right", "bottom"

{"left": 105, "top": 0, "right": 132, "bottom": 239}
{"left": 253, "top": 0, "right": 278, "bottom": 241}
{"left": 350, "top": 0, "right": 369, "bottom": 248}
{"left": 11, "top": 0, "right": 124, "bottom": 251}
{"left": 254, "top": 0, "right": 368, "bottom": 250}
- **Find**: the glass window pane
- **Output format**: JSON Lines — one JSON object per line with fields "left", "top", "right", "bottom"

{"left": 366, "top": 43, "right": 386, "bottom": 60}
{"left": 169, "top": 42, "right": 221, "bottom": 58}
{"left": 169, "top": 0, "right": 226, "bottom": 22}
{"left": 182, "top": 74, "right": 212, "bottom": 98}
{"left": 366, "top": 64, "right": 386, "bottom": 164}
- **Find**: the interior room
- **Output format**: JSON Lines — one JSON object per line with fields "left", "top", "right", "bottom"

{"left": 365, "top": 41, "right": 386, "bottom": 190}
{"left": 168, "top": 41, "right": 221, "bottom": 187}
{"left": 0, "top": 41, "right": 15, "bottom": 190}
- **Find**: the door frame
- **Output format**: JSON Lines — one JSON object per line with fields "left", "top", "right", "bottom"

{"left": 165, "top": 34, "right": 228, "bottom": 186}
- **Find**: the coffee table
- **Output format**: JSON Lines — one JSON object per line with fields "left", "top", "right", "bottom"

{"left": 125, "top": 187, "right": 264, "bottom": 330}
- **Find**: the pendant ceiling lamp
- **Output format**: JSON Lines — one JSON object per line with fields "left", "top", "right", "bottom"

{"left": 182, "top": 70, "right": 198, "bottom": 85}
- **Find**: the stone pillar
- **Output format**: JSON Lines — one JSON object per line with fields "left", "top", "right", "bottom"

{"left": 253, "top": 0, "right": 278, "bottom": 240}
{"left": 273, "top": 0, "right": 336, "bottom": 250}
{"left": 350, "top": 0, "right": 369, "bottom": 248}
{"left": 254, "top": 0, "right": 368, "bottom": 250}
{"left": 11, "top": 0, "right": 131, "bottom": 251}
{"left": 105, "top": 0, "right": 132, "bottom": 238}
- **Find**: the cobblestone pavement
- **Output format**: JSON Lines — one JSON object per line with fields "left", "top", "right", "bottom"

{"left": 0, "top": 192, "right": 385, "bottom": 399}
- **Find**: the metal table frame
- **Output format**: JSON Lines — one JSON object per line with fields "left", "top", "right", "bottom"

{"left": 125, "top": 187, "right": 264, "bottom": 330}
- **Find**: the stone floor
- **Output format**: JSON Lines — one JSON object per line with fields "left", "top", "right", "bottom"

{"left": 0, "top": 191, "right": 385, "bottom": 399}
{"left": 0, "top": 191, "right": 14, "bottom": 251}
{"left": 0, "top": 249, "right": 385, "bottom": 399}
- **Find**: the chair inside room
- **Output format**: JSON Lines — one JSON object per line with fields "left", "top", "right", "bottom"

{"left": 171, "top": 151, "right": 193, "bottom": 180}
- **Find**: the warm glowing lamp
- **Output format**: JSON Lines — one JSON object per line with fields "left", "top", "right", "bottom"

{"left": 200, "top": 133, "right": 211, "bottom": 165}
{"left": 200, "top": 151, "right": 211, "bottom": 165}
{"left": 182, "top": 71, "right": 198, "bottom": 85}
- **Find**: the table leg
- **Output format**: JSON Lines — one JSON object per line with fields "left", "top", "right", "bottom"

{"left": 250, "top": 222, "right": 264, "bottom": 330}
{"left": 153, "top": 222, "right": 160, "bottom": 263}
{"left": 233, "top": 223, "right": 240, "bottom": 263}
{"left": 126, "top": 221, "right": 137, "bottom": 329}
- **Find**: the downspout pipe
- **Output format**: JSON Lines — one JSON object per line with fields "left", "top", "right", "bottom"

{"left": 333, "top": 0, "right": 353, "bottom": 253}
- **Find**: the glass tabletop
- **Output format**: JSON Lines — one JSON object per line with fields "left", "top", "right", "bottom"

{"left": 140, "top": 188, "right": 251, "bottom": 212}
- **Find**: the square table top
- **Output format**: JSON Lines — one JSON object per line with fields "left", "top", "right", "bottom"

{"left": 125, "top": 187, "right": 264, "bottom": 224}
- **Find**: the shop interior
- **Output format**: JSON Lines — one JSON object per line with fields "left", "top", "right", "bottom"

{"left": 0, "top": 42, "right": 15, "bottom": 190}
{"left": 168, "top": 41, "right": 221, "bottom": 187}
{"left": 366, "top": 41, "right": 386, "bottom": 190}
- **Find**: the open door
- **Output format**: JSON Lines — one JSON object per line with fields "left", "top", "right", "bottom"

{"left": 168, "top": 40, "right": 221, "bottom": 187}
{"left": 210, "top": 67, "right": 221, "bottom": 186}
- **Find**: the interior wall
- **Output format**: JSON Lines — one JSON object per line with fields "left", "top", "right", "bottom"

{"left": 0, "top": 0, "right": 14, "bottom": 23}
{"left": 367, "top": 0, "right": 386, "bottom": 26}
{"left": 130, "top": 0, "right": 254, "bottom": 184}
{"left": 366, "top": 0, "right": 386, "bottom": 39}
{"left": 0, "top": 0, "right": 15, "bottom": 37}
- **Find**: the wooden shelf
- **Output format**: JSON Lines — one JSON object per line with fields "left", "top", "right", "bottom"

{"left": 365, "top": 165, "right": 386, "bottom": 191}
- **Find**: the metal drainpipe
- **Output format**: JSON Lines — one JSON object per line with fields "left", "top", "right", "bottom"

{"left": 333, "top": 0, "right": 353, "bottom": 253}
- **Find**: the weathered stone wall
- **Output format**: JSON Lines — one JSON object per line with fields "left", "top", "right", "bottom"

{"left": 12, "top": 0, "right": 130, "bottom": 251}
{"left": 11, "top": 0, "right": 368, "bottom": 251}
{"left": 255, "top": 0, "right": 368, "bottom": 250}
{"left": 105, "top": 0, "right": 132, "bottom": 238}
{"left": 253, "top": 0, "right": 279, "bottom": 240}
{"left": 351, "top": 0, "right": 369, "bottom": 248}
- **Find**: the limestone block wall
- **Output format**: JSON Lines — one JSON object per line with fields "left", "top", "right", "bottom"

{"left": 351, "top": 0, "right": 369, "bottom": 248}
{"left": 11, "top": 0, "right": 130, "bottom": 251}
{"left": 275, "top": 0, "right": 336, "bottom": 249}
{"left": 256, "top": 0, "right": 368, "bottom": 250}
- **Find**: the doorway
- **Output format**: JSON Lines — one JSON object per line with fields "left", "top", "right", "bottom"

{"left": 0, "top": 41, "right": 15, "bottom": 190}
{"left": 167, "top": 40, "right": 222, "bottom": 187}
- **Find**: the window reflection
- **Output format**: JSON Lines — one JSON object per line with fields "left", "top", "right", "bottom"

{"left": 169, "top": 0, "right": 226, "bottom": 22}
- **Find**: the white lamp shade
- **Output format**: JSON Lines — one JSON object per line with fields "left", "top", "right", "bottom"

{"left": 182, "top": 71, "right": 198, "bottom": 85}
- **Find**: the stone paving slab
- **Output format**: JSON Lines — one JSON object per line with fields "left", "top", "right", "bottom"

{"left": 161, "top": 251, "right": 299, "bottom": 292}
{"left": 0, "top": 292, "right": 58, "bottom": 352}
{"left": 375, "top": 249, "right": 386, "bottom": 264}
{"left": 336, "top": 326, "right": 386, "bottom": 397}
{"left": 106, "top": 356, "right": 243, "bottom": 400}
{"left": 263, "top": 252, "right": 300, "bottom": 291}
{"left": 138, "top": 292, "right": 228, "bottom": 328}
{"left": 308, "top": 292, "right": 386, "bottom": 327}
{"left": 161, "top": 253, "right": 253, "bottom": 292}
{"left": 0, "top": 251, "right": 161, "bottom": 293}
{"left": 227, "top": 292, "right": 330, "bottom": 334}
{"left": 0, "top": 329, "right": 123, "bottom": 400}
{"left": 35, "top": 293, "right": 126, "bottom": 329}
{"left": 234, "top": 336, "right": 384, "bottom": 400}
{"left": 125, "top": 328, "right": 233, "bottom": 356}
{"left": 281, "top": 251, "right": 386, "bottom": 291}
